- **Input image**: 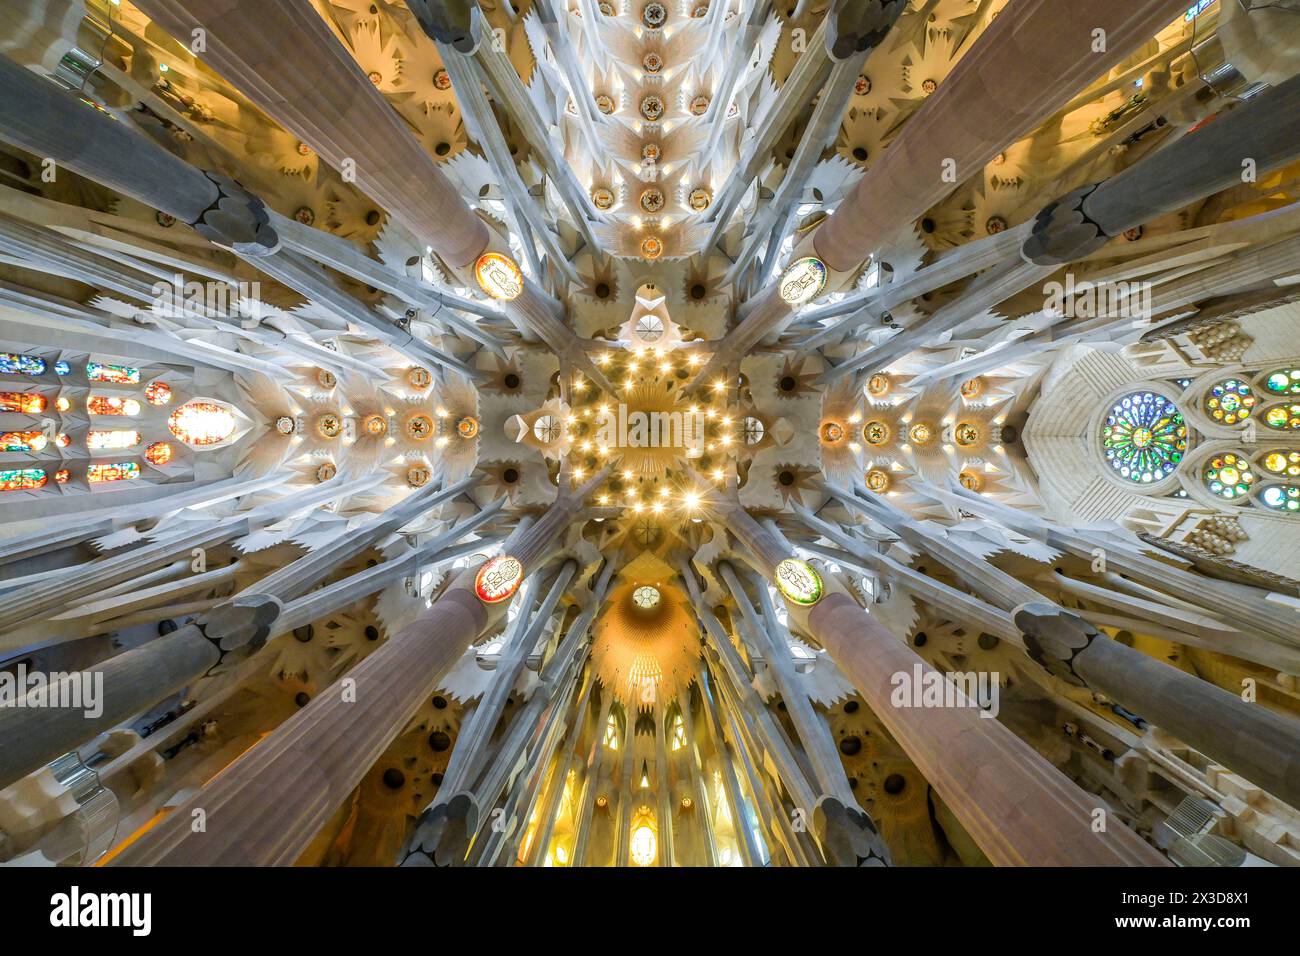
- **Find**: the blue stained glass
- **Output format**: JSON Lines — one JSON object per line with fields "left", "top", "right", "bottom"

{"left": 0, "top": 352, "right": 46, "bottom": 376}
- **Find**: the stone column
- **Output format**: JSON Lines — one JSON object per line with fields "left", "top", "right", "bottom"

{"left": 0, "top": 51, "right": 275, "bottom": 253}
{"left": 0, "top": 508, "right": 499, "bottom": 789}
{"left": 714, "top": 497, "right": 1168, "bottom": 866}
{"left": 834, "top": 484, "right": 1300, "bottom": 808}
{"left": 1016, "top": 603, "right": 1300, "bottom": 811}
{"left": 0, "top": 596, "right": 277, "bottom": 788}
{"left": 134, "top": 0, "right": 486, "bottom": 267}
{"left": 1024, "top": 73, "right": 1300, "bottom": 265}
{"left": 106, "top": 474, "right": 602, "bottom": 865}
{"left": 812, "top": 0, "right": 1193, "bottom": 272}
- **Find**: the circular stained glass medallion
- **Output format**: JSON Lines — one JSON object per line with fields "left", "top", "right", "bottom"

{"left": 1203, "top": 452, "right": 1254, "bottom": 500}
{"left": 1205, "top": 378, "right": 1256, "bottom": 425}
{"left": 1101, "top": 392, "right": 1186, "bottom": 484}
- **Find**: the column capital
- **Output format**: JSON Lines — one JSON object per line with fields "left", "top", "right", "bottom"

{"left": 1021, "top": 183, "right": 1107, "bottom": 266}
{"left": 1012, "top": 601, "right": 1099, "bottom": 687}
{"left": 190, "top": 171, "right": 281, "bottom": 256}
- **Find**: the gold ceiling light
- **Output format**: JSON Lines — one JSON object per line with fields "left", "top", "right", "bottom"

{"left": 640, "top": 94, "right": 665, "bottom": 122}
{"left": 820, "top": 421, "right": 845, "bottom": 444}
{"left": 406, "top": 464, "right": 431, "bottom": 487}
{"left": 642, "top": 2, "right": 667, "bottom": 28}
{"left": 955, "top": 422, "right": 982, "bottom": 446}
{"left": 908, "top": 422, "right": 935, "bottom": 446}
{"left": 407, "top": 367, "right": 432, "bottom": 389}
{"left": 405, "top": 413, "right": 434, "bottom": 441}
{"left": 688, "top": 187, "right": 712, "bottom": 211}
{"left": 592, "top": 186, "right": 615, "bottom": 210}
{"left": 959, "top": 377, "right": 984, "bottom": 400}
{"left": 456, "top": 416, "right": 480, "bottom": 439}
{"left": 315, "top": 462, "right": 336, "bottom": 482}
{"left": 640, "top": 236, "right": 664, "bottom": 260}
{"left": 316, "top": 368, "right": 336, "bottom": 389}
{"left": 958, "top": 470, "right": 983, "bottom": 492}
{"left": 863, "top": 420, "right": 891, "bottom": 445}
{"left": 865, "top": 468, "right": 891, "bottom": 493}
{"left": 315, "top": 413, "right": 342, "bottom": 440}
{"left": 639, "top": 188, "right": 666, "bottom": 215}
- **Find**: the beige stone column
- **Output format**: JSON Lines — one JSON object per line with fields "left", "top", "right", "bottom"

{"left": 108, "top": 475, "right": 603, "bottom": 866}
{"left": 813, "top": 0, "right": 1192, "bottom": 272}
{"left": 134, "top": 0, "right": 488, "bottom": 267}
{"left": 713, "top": 499, "right": 1169, "bottom": 866}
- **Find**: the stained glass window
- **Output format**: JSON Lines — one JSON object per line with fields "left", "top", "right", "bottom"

{"left": 1264, "top": 368, "right": 1300, "bottom": 396}
{"left": 1101, "top": 392, "right": 1187, "bottom": 483}
{"left": 1203, "top": 453, "right": 1254, "bottom": 500}
{"left": 145, "top": 442, "right": 173, "bottom": 465}
{"left": 86, "top": 361, "right": 140, "bottom": 384}
{"left": 56, "top": 396, "right": 71, "bottom": 412}
{"left": 88, "top": 461, "right": 140, "bottom": 483}
{"left": 0, "top": 392, "right": 45, "bottom": 414}
{"left": 55, "top": 433, "right": 70, "bottom": 448}
{"left": 0, "top": 431, "right": 47, "bottom": 452}
{"left": 87, "top": 429, "right": 141, "bottom": 450}
{"left": 1261, "top": 450, "right": 1300, "bottom": 477}
{"left": 145, "top": 381, "right": 172, "bottom": 405}
{"left": 0, "top": 353, "right": 46, "bottom": 376}
{"left": 603, "top": 713, "right": 619, "bottom": 750}
{"left": 168, "top": 401, "right": 236, "bottom": 445}
{"left": 1204, "top": 378, "right": 1256, "bottom": 425}
{"left": 670, "top": 714, "right": 686, "bottom": 752}
{"left": 629, "top": 807, "right": 657, "bottom": 866}
{"left": 88, "top": 395, "right": 141, "bottom": 416}
{"left": 54, "top": 469, "right": 69, "bottom": 484}
{"left": 1260, "top": 485, "right": 1299, "bottom": 513}
{"left": 0, "top": 467, "right": 47, "bottom": 491}
{"left": 1263, "top": 403, "right": 1300, "bottom": 431}
{"left": 54, "top": 360, "right": 71, "bottom": 376}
